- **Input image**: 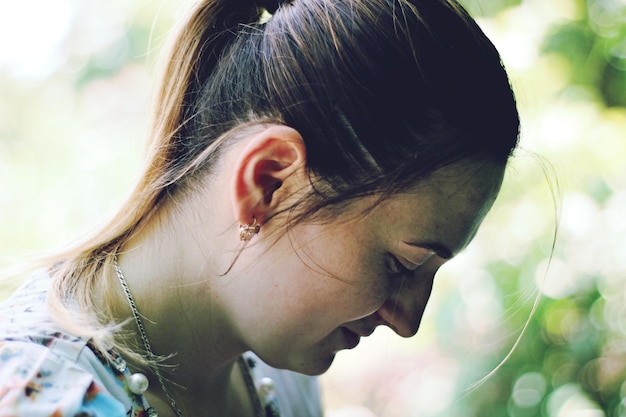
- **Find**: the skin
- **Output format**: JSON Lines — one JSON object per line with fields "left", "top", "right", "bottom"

{"left": 106, "top": 125, "right": 505, "bottom": 416}
{"left": 229, "top": 163, "right": 504, "bottom": 377}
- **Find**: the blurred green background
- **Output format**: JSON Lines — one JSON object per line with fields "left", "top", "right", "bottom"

{"left": 1, "top": 0, "right": 624, "bottom": 416}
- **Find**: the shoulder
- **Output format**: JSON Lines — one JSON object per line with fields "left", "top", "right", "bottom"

{"left": 0, "top": 272, "right": 137, "bottom": 417}
{"left": 245, "top": 353, "right": 323, "bottom": 417}
{"left": 0, "top": 338, "right": 129, "bottom": 417}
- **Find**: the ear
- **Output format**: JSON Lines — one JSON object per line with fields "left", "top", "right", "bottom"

{"left": 231, "top": 125, "right": 307, "bottom": 227}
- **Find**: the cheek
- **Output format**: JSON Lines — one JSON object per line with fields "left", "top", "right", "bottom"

{"left": 280, "top": 222, "right": 392, "bottom": 320}
{"left": 281, "top": 257, "right": 389, "bottom": 326}
{"left": 333, "top": 254, "right": 394, "bottom": 315}
{"left": 322, "top": 256, "right": 391, "bottom": 309}
{"left": 299, "top": 267, "right": 388, "bottom": 317}
{"left": 331, "top": 266, "right": 394, "bottom": 320}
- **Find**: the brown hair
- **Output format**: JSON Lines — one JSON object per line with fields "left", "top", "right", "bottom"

{"left": 48, "top": 0, "right": 520, "bottom": 356}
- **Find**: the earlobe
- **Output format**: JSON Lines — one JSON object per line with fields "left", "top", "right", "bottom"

{"left": 231, "top": 125, "right": 307, "bottom": 227}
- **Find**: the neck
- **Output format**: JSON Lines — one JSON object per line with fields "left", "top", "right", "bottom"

{"left": 141, "top": 358, "right": 255, "bottom": 417}
{"left": 110, "top": 250, "right": 253, "bottom": 415}
{"left": 112, "top": 241, "right": 245, "bottom": 370}
{"left": 102, "top": 203, "right": 253, "bottom": 414}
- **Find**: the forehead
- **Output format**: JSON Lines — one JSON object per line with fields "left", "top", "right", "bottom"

{"left": 411, "top": 160, "right": 503, "bottom": 207}
{"left": 371, "top": 160, "right": 504, "bottom": 256}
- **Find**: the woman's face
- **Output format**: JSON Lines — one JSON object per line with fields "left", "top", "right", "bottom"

{"left": 230, "top": 159, "right": 504, "bottom": 375}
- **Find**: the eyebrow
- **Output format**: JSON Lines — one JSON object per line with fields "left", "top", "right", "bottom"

{"left": 402, "top": 240, "right": 454, "bottom": 260}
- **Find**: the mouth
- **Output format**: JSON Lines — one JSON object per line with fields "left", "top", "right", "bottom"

{"left": 340, "top": 325, "right": 377, "bottom": 350}
{"left": 340, "top": 327, "right": 361, "bottom": 349}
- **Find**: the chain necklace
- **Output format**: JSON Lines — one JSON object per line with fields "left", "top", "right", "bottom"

{"left": 113, "top": 256, "right": 185, "bottom": 417}
{"left": 113, "top": 256, "right": 265, "bottom": 417}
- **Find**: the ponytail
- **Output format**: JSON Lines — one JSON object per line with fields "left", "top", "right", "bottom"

{"left": 149, "top": 0, "right": 263, "bottom": 150}
{"left": 46, "top": 0, "right": 275, "bottom": 362}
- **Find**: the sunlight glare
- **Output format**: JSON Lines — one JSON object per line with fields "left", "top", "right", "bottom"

{"left": 0, "top": 0, "right": 73, "bottom": 79}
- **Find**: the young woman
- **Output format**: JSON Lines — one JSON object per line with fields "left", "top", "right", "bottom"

{"left": 0, "top": 0, "right": 520, "bottom": 416}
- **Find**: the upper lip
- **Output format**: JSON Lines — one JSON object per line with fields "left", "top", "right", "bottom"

{"left": 343, "top": 325, "right": 376, "bottom": 338}
{"left": 343, "top": 312, "right": 389, "bottom": 337}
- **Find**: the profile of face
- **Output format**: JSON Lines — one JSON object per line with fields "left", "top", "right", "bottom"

{"left": 136, "top": 0, "right": 519, "bottom": 379}
{"left": 229, "top": 158, "right": 505, "bottom": 376}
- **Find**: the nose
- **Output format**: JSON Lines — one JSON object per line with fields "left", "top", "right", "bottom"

{"left": 377, "top": 263, "right": 438, "bottom": 337}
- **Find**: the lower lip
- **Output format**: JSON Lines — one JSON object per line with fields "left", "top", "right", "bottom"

{"left": 341, "top": 327, "right": 360, "bottom": 349}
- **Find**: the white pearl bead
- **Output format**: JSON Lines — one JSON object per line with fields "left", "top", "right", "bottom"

{"left": 128, "top": 373, "right": 149, "bottom": 394}
{"left": 258, "top": 377, "right": 276, "bottom": 399}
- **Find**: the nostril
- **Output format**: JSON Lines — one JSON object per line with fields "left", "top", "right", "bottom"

{"left": 371, "top": 311, "right": 399, "bottom": 333}
{"left": 384, "top": 321, "right": 401, "bottom": 335}
{"left": 377, "top": 301, "right": 421, "bottom": 338}
{"left": 377, "top": 306, "right": 404, "bottom": 336}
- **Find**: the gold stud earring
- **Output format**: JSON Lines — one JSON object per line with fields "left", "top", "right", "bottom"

{"left": 239, "top": 218, "right": 261, "bottom": 241}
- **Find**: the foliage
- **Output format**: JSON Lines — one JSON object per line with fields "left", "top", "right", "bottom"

{"left": 541, "top": 0, "right": 626, "bottom": 107}
{"left": 442, "top": 0, "right": 626, "bottom": 416}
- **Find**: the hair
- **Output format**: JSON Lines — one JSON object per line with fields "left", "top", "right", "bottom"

{"left": 44, "top": 0, "right": 519, "bottom": 359}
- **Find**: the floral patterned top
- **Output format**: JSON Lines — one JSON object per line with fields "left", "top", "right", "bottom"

{"left": 0, "top": 271, "right": 322, "bottom": 417}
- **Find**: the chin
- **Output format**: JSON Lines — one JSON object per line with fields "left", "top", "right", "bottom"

{"left": 294, "top": 355, "right": 336, "bottom": 376}
{"left": 264, "top": 351, "right": 337, "bottom": 376}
